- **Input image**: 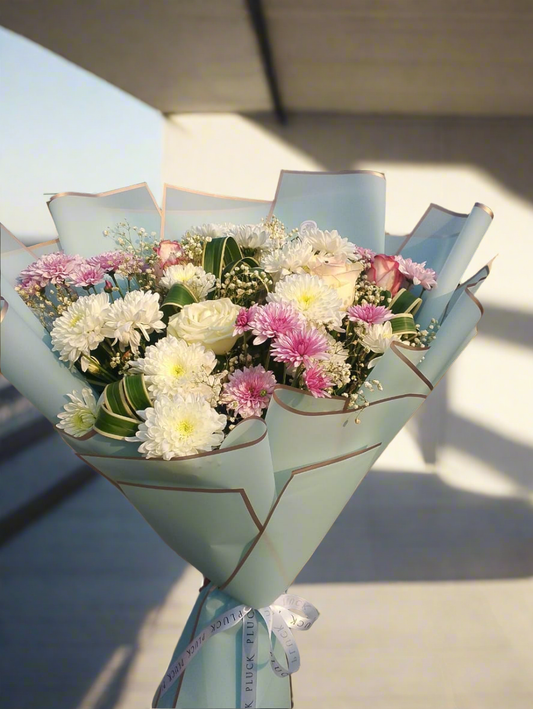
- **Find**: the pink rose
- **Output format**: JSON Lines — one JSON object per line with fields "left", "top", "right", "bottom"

{"left": 365, "top": 254, "right": 403, "bottom": 295}
{"left": 154, "top": 239, "right": 186, "bottom": 277}
{"left": 155, "top": 240, "right": 185, "bottom": 268}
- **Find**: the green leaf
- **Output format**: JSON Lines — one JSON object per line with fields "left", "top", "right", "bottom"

{"left": 390, "top": 288, "right": 422, "bottom": 315}
{"left": 222, "top": 256, "right": 260, "bottom": 277}
{"left": 162, "top": 282, "right": 198, "bottom": 311}
{"left": 93, "top": 405, "right": 139, "bottom": 440}
{"left": 123, "top": 374, "right": 152, "bottom": 413}
{"left": 390, "top": 313, "right": 417, "bottom": 335}
{"left": 104, "top": 380, "right": 135, "bottom": 418}
{"left": 203, "top": 236, "right": 242, "bottom": 279}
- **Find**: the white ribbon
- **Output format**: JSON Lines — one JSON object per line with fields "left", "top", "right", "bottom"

{"left": 155, "top": 593, "right": 319, "bottom": 708}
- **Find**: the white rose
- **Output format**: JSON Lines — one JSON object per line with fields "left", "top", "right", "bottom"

{"left": 308, "top": 259, "right": 364, "bottom": 308}
{"left": 167, "top": 298, "right": 241, "bottom": 355}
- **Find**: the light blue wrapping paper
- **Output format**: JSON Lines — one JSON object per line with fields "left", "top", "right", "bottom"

{"left": 47, "top": 183, "right": 161, "bottom": 257}
{"left": 162, "top": 185, "right": 272, "bottom": 240}
{"left": 269, "top": 170, "right": 386, "bottom": 252}
{"left": 0, "top": 172, "right": 494, "bottom": 708}
{"left": 154, "top": 584, "right": 291, "bottom": 709}
{"left": 394, "top": 202, "right": 493, "bottom": 328}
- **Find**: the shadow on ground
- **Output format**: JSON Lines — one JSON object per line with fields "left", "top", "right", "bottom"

{"left": 297, "top": 467, "right": 533, "bottom": 585}
{"left": 0, "top": 472, "right": 187, "bottom": 709}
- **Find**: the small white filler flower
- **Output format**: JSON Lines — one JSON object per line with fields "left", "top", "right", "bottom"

{"left": 57, "top": 388, "right": 97, "bottom": 437}
{"left": 127, "top": 393, "right": 227, "bottom": 459}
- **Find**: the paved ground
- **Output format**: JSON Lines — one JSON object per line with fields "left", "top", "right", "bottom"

{"left": 2, "top": 425, "right": 533, "bottom": 709}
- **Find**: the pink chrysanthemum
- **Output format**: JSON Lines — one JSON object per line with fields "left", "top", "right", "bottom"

{"left": 233, "top": 305, "right": 259, "bottom": 336}
{"left": 17, "top": 271, "right": 43, "bottom": 293}
{"left": 354, "top": 246, "right": 376, "bottom": 264}
{"left": 347, "top": 304, "right": 393, "bottom": 325}
{"left": 87, "top": 251, "right": 126, "bottom": 273}
{"left": 70, "top": 263, "right": 106, "bottom": 288}
{"left": 220, "top": 365, "right": 277, "bottom": 419}
{"left": 271, "top": 326, "right": 329, "bottom": 368}
{"left": 303, "top": 365, "right": 333, "bottom": 398}
{"left": 394, "top": 256, "right": 437, "bottom": 290}
{"left": 19, "top": 253, "right": 83, "bottom": 287}
{"left": 249, "top": 302, "right": 303, "bottom": 345}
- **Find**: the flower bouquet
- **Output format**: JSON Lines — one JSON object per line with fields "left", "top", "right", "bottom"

{"left": 0, "top": 171, "right": 493, "bottom": 708}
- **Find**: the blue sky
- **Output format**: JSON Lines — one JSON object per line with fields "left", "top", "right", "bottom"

{"left": 0, "top": 27, "right": 163, "bottom": 242}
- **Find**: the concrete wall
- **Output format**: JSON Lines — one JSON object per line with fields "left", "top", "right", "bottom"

{"left": 164, "top": 112, "right": 533, "bottom": 501}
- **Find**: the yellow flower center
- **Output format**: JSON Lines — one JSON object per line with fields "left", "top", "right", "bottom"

{"left": 70, "top": 313, "right": 83, "bottom": 326}
{"left": 171, "top": 362, "right": 185, "bottom": 377}
{"left": 176, "top": 419, "right": 195, "bottom": 436}
{"left": 296, "top": 292, "right": 315, "bottom": 310}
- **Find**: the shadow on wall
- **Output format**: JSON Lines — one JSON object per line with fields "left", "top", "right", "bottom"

{"left": 245, "top": 114, "right": 533, "bottom": 497}
{"left": 297, "top": 467, "right": 533, "bottom": 585}
{"left": 246, "top": 113, "right": 533, "bottom": 205}
{"left": 410, "top": 304, "right": 533, "bottom": 480}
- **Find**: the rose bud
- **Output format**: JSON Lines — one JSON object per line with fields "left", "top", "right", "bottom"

{"left": 365, "top": 254, "right": 403, "bottom": 295}
{"left": 154, "top": 240, "right": 185, "bottom": 273}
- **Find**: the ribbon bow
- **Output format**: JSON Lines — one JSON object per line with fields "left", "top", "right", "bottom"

{"left": 155, "top": 593, "right": 319, "bottom": 708}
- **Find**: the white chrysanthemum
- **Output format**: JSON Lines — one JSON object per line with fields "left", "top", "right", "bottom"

{"left": 261, "top": 240, "right": 314, "bottom": 277}
{"left": 51, "top": 292, "right": 111, "bottom": 370}
{"left": 268, "top": 273, "right": 344, "bottom": 328}
{"left": 361, "top": 321, "right": 401, "bottom": 353}
{"left": 130, "top": 336, "right": 217, "bottom": 399}
{"left": 228, "top": 224, "right": 271, "bottom": 250}
{"left": 190, "top": 223, "right": 233, "bottom": 240}
{"left": 57, "top": 388, "right": 97, "bottom": 437}
{"left": 160, "top": 263, "right": 216, "bottom": 300}
{"left": 300, "top": 225, "right": 355, "bottom": 263}
{"left": 102, "top": 290, "right": 165, "bottom": 353}
{"left": 127, "top": 393, "right": 227, "bottom": 460}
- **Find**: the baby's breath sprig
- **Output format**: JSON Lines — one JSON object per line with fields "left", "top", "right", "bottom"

{"left": 180, "top": 231, "right": 211, "bottom": 265}
{"left": 218, "top": 263, "right": 273, "bottom": 306}
{"left": 103, "top": 221, "right": 158, "bottom": 262}
{"left": 263, "top": 215, "right": 292, "bottom": 250}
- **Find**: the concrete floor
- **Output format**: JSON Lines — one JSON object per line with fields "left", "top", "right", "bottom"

{"left": 2, "top": 425, "right": 533, "bottom": 709}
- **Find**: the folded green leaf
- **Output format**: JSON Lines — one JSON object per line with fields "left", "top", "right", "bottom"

{"left": 93, "top": 405, "right": 140, "bottom": 440}
{"left": 222, "top": 255, "right": 260, "bottom": 276}
{"left": 104, "top": 380, "right": 135, "bottom": 418}
{"left": 95, "top": 375, "right": 153, "bottom": 440}
{"left": 390, "top": 313, "right": 417, "bottom": 335}
{"left": 202, "top": 236, "right": 242, "bottom": 279}
{"left": 390, "top": 288, "right": 422, "bottom": 315}
{"left": 162, "top": 282, "right": 198, "bottom": 311}
{"left": 123, "top": 374, "right": 152, "bottom": 412}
